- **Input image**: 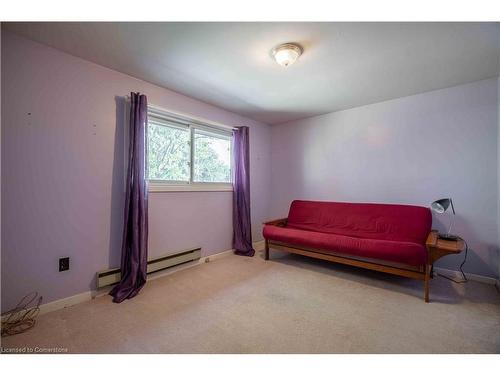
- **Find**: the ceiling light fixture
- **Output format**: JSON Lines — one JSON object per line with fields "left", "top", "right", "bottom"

{"left": 272, "top": 43, "right": 303, "bottom": 67}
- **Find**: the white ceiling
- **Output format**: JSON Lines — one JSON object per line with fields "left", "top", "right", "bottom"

{"left": 4, "top": 22, "right": 500, "bottom": 124}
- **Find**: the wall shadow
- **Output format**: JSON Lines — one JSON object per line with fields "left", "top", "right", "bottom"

{"left": 261, "top": 249, "right": 499, "bottom": 306}
{"left": 432, "top": 212, "right": 498, "bottom": 278}
{"left": 108, "top": 96, "right": 127, "bottom": 269}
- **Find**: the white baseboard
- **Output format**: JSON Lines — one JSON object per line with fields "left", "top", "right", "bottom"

{"left": 94, "top": 242, "right": 263, "bottom": 296}
{"left": 92, "top": 248, "right": 236, "bottom": 299}
{"left": 253, "top": 240, "right": 265, "bottom": 251}
{"left": 433, "top": 267, "right": 498, "bottom": 285}
{"left": 142, "top": 240, "right": 262, "bottom": 285}
{"left": 146, "top": 248, "right": 235, "bottom": 281}
{"left": 1, "top": 290, "right": 93, "bottom": 320}
{"left": 39, "top": 291, "right": 93, "bottom": 315}
{"left": 7, "top": 244, "right": 253, "bottom": 318}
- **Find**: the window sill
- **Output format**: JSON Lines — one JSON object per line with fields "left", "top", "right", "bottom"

{"left": 149, "top": 182, "right": 233, "bottom": 193}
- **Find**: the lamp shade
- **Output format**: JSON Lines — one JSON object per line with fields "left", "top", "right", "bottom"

{"left": 430, "top": 198, "right": 452, "bottom": 214}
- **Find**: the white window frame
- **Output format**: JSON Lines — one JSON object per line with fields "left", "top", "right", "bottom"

{"left": 147, "top": 105, "right": 234, "bottom": 192}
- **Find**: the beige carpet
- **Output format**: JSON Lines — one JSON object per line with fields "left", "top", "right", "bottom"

{"left": 2, "top": 250, "right": 499, "bottom": 353}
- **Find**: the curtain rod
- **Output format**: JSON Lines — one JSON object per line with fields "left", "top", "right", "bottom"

{"left": 125, "top": 95, "right": 238, "bottom": 131}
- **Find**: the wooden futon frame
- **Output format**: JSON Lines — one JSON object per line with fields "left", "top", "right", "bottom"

{"left": 263, "top": 218, "right": 465, "bottom": 302}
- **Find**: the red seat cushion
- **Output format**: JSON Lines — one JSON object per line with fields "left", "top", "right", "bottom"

{"left": 263, "top": 225, "right": 427, "bottom": 266}
{"left": 286, "top": 200, "right": 431, "bottom": 244}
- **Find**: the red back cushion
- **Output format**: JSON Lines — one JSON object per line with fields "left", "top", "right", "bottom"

{"left": 286, "top": 200, "right": 431, "bottom": 244}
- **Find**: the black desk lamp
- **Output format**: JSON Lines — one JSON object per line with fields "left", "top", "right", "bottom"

{"left": 430, "top": 198, "right": 459, "bottom": 240}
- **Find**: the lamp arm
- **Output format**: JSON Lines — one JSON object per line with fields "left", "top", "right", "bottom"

{"left": 447, "top": 214, "right": 455, "bottom": 237}
{"left": 447, "top": 198, "right": 456, "bottom": 236}
{"left": 449, "top": 198, "right": 456, "bottom": 215}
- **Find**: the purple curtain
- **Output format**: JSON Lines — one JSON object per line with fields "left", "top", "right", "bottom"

{"left": 110, "top": 92, "right": 149, "bottom": 303}
{"left": 232, "top": 126, "right": 255, "bottom": 257}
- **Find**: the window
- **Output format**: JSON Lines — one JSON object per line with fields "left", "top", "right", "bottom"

{"left": 148, "top": 120, "right": 191, "bottom": 182}
{"left": 147, "top": 107, "right": 233, "bottom": 192}
{"left": 193, "top": 129, "right": 231, "bottom": 183}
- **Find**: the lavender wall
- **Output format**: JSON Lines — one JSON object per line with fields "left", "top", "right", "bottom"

{"left": 0, "top": 25, "right": 2, "bottom": 307}
{"left": 270, "top": 79, "right": 499, "bottom": 278}
{"left": 497, "top": 77, "right": 500, "bottom": 279}
{"left": 1, "top": 31, "right": 271, "bottom": 312}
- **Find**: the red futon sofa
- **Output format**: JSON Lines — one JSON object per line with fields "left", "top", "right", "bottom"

{"left": 263, "top": 200, "right": 436, "bottom": 302}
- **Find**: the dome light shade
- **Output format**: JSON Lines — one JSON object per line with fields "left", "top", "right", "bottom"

{"left": 272, "top": 43, "right": 303, "bottom": 67}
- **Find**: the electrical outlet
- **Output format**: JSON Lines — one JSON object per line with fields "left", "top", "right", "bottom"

{"left": 59, "top": 257, "right": 70, "bottom": 272}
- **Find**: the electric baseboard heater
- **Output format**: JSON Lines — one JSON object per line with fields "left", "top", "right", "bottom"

{"left": 96, "top": 247, "right": 201, "bottom": 288}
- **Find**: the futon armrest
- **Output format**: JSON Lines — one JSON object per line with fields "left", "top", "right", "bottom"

{"left": 263, "top": 217, "right": 288, "bottom": 227}
{"left": 425, "top": 230, "right": 438, "bottom": 248}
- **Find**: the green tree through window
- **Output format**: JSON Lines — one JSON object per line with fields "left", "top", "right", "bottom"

{"left": 147, "top": 117, "right": 232, "bottom": 184}
{"left": 194, "top": 131, "right": 231, "bottom": 183}
{"left": 148, "top": 123, "right": 190, "bottom": 181}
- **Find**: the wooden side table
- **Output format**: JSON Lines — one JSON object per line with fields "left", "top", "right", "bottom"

{"left": 425, "top": 230, "right": 466, "bottom": 302}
